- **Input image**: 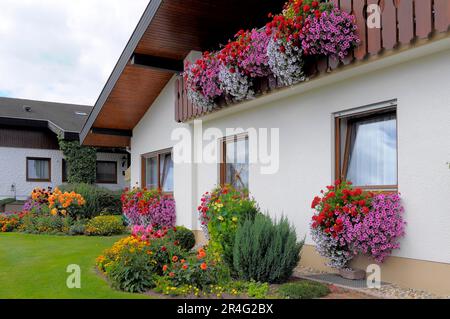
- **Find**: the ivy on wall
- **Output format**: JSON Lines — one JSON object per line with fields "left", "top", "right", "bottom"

{"left": 59, "top": 138, "right": 97, "bottom": 184}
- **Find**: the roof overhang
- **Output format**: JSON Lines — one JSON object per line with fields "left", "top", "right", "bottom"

{"left": 80, "top": 0, "right": 286, "bottom": 147}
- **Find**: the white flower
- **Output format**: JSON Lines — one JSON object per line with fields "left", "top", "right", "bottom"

{"left": 267, "top": 37, "right": 306, "bottom": 86}
{"left": 218, "top": 65, "right": 254, "bottom": 102}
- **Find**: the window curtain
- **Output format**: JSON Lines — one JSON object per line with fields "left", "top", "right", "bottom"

{"left": 146, "top": 157, "right": 158, "bottom": 189}
{"left": 346, "top": 113, "right": 397, "bottom": 186}
{"left": 225, "top": 137, "right": 249, "bottom": 189}
{"left": 29, "top": 159, "right": 49, "bottom": 179}
{"left": 159, "top": 153, "right": 173, "bottom": 192}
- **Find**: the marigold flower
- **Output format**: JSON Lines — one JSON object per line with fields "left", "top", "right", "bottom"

{"left": 200, "top": 263, "right": 207, "bottom": 270}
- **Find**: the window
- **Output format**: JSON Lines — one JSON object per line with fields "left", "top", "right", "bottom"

{"left": 335, "top": 109, "right": 397, "bottom": 189}
{"left": 62, "top": 159, "right": 68, "bottom": 182}
{"left": 220, "top": 134, "right": 249, "bottom": 190}
{"left": 141, "top": 149, "right": 174, "bottom": 193}
{"left": 96, "top": 161, "right": 117, "bottom": 184}
{"left": 26, "top": 157, "right": 51, "bottom": 182}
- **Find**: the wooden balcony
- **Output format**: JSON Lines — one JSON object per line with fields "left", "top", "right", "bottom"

{"left": 175, "top": 0, "right": 450, "bottom": 123}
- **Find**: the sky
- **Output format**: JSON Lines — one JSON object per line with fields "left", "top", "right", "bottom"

{"left": 0, "top": 0, "right": 149, "bottom": 106}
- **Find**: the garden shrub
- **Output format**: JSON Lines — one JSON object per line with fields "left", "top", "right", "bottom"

{"left": 59, "top": 183, "right": 122, "bottom": 218}
{"left": 97, "top": 226, "right": 185, "bottom": 293}
{"left": 233, "top": 214, "right": 303, "bottom": 283}
{"left": 68, "top": 219, "right": 87, "bottom": 236}
{"left": 121, "top": 188, "right": 176, "bottom": 228}
{"left": 0, "top": 213, "right": 20, "bottom": 232}
{"left": 85, "top": 215, "right": 124, "bottom": 236}
{"left": 278, "top": 281, "right": 330, "bottom": 299}
{"left": 19, "top": 213, "right": 73, "bottom": 235}
{"left": 198, "top": 185, "right": 259, "bottom": 271}
{"left": 170, "top": 226, "right": 196, "bottom": 251}
{"left": 97, "top": 236, "right": 158, "bottom": 293}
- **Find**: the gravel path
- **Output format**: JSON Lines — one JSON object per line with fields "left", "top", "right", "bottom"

{"left": 294, "top": 266, "right": 448, "bottom": 299}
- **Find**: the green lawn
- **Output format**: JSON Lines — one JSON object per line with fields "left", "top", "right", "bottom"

{"left": 0, "top": 233, "right": 149, "bottom": 299}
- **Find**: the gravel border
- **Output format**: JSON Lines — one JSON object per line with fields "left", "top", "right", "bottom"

{"left": 294, "top": 266, "right": 449, "bottom": 299}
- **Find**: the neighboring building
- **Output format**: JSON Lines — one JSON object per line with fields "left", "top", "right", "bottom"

{"left": 0, "top": 97, "right": 129, "bottom": 200}
{"left": 79, "top": 1, "right": 450, "bottom": 295}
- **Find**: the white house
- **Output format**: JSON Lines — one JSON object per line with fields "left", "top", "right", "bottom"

{"left": 80, "top": 1, "right": 450, "bottom": 295}
{"left": 0, "top": 97, "right": 129, "bottom": 201}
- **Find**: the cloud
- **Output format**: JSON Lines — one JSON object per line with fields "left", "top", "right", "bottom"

{"left": 0, "top": 0, "right": 149, "bottom": 105}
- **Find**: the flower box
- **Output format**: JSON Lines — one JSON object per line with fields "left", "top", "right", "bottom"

{"left": 339, "top": 268, "right": 366, "bottom": 280}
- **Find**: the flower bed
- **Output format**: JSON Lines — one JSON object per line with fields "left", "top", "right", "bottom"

{"left": 183, "top": 0, "right": 359, "bottom": 108}
{"left": 310, "top": 180, "right": 406, "bottom": 269}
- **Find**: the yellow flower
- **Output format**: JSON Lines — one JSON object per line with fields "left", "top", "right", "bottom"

{"left": 218, "top": 216, "right": 224, "bottom": 221}
{"left": 50, "top": 208, "right": 58, "bottom": 216}
{"left": 232, "top": 217, "right": 238, "bottom": 222}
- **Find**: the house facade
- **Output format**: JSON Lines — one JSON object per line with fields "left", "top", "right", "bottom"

{"left": 0, "top": 97, "right": 129, "bottom": 200}
{"left": 80, "top": 0, "right": 450, "bottom": 295}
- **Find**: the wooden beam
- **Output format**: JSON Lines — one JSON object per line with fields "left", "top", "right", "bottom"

{"left": 130, "top": 53, "right": 184, "bottom": 73}
{"left": 91, "top": 127, "right": 133, "bottom": 137}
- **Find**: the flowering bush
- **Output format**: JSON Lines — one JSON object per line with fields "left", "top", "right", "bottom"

{"left": 121, "top": 187, "right": 176, "bottom": 228}
{"left": 341, "top": 193, "right": 406, "bottom": 263}
{"left": 84, "top": 215, "right": 125, "bottom": 236}
{"left": 198, "top": 185, "right": 259, "bottom": 271}
{"left": 23, "top": 187, "right": 54, "bottom": 214}
{"left": 47, "top": 188, "right": 86, "bottom": 219}
{"left": 311, "top": 180, "right": 406, "bottom": 268}
{"left": 301, "top": 9, "right": 360, "bottom": 60}
{"left": 161, "top": 247, "right": 223, "bottom": 289}
{"left": 184, "top": 52, "right": 223, "bottom": 109}
{"left": 0, "top": 213, "right": 20, "bottom": 232}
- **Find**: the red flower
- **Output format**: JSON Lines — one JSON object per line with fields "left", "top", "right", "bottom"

{"left": 169, "top": 272, "right": 175, "bottom": 278}
{"left": 312, "top": 1, "right": 319, "bottom": 8}
{"left": 303, "top": 5, "right": 310, "bottom": 12}
{"left": 162, "top": 265, "right": 168, "bottom": 272}
{"left": 161, "top": 246, "right": 167, "bottom": 252}
{"left": 311, "top": 196, "right": 321, "bottom": 209}
{"left": 172, "top": 255, "right": 179, "bottom": 262}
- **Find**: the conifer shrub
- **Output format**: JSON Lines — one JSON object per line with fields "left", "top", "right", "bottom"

{"left": 233, "top": 214, "right": 304, "bottom": 283}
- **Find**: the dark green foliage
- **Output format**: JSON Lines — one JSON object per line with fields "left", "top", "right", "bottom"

{"left": 20, "top": 214, "right": 73, "bottom": 235}
{"left": 278, "top": 281, "right": 330, "bottom": 299}
{"left": 58, "top": 183, "right": 122, "bottom": 218}
{"left": 59, "top": 139, "right": 97, "bottom": 184}
{"left": 233, "top": 214, "right": 304, "bottom": 283}
{"left": 172, "top": 226, "right": 196, "bottom": 251}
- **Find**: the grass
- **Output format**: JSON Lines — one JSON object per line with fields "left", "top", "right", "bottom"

{"left": 0, "top": 233, "right": 149, "bottom": 299}
{"left": 278, "top": 280, "right": 330, "bottom": 299}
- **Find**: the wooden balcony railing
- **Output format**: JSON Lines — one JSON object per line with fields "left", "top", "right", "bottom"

{"left": 175, "top": 0, "right": 450, "bottom": 123}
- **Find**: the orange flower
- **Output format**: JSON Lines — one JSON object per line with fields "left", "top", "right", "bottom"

{"left": 172, "top": 255, "right": 179, "bottom": 262}
{"left": 162, "top": 265, "right": 168, "bottom": 272}
{"left": 180, "top": 259, "right": 186, "bottom": 263}
{"left": 169, "top": 272, "right": 175, "bottom": 278}
{"left": 200, "top": 262, "right": 207, "bottom": 270}
{"left": 182, "top": 264, "right": 188, "bottom": 270}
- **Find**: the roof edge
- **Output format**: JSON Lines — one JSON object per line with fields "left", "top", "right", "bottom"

{"left": 80, "top": 0, "right": 163, "bottom": 144}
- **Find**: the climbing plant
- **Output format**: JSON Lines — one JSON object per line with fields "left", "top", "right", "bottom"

{"left": 59, "top": 138, "right": 97, "bottom": 184}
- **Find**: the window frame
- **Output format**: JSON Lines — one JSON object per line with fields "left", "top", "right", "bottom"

{"left": 95, "top": 160, "right": 118, "bottom": 184}
{"left": 62, "top": 159, "right": 68, "bottom": 183}
{"left": 141, "top": 148, "right": 174, "bottom": 195}
{"left": 219, "top": 133, "right": 249, "bottom": 189}
{"left": 335, "top": 108, "right": 398, "bottom": 191}
{"left": 26, "top": 157, "right": 51, "bottom": 182}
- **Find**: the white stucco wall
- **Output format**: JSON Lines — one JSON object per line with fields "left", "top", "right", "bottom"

{"left": 131, "top": 47, "right": 450, "bottom": 264}
{"left": 131, "top": 77, "right": 195, "bottom": 229}
{"left": 0, "top": 148, "right": 129, "bottom": 200}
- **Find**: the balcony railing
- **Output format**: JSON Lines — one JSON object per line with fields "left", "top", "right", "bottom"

{"left": 175, "top": 0, "right": 450, "bottom": 123}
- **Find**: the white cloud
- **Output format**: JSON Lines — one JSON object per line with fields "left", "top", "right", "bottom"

{"left": 0, "top": 0, "right": 149, "bottom": 105}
